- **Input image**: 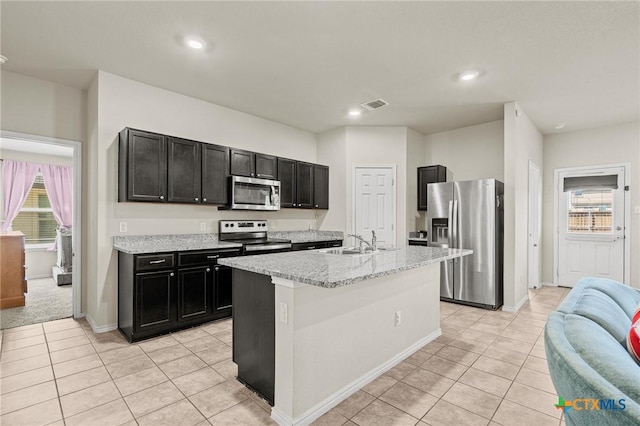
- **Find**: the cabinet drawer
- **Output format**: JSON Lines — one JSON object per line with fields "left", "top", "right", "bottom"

{"left": 291, "top": 242, "right": 327, "bottom": 251}
{"left": 178, "top": 249, "right": 241, "bottom": 266}
{"left": 136, "top": 254, "right": 175, "bottom": 271}
{"left": 326, "top": 240, "right": 343, "bottom": 248}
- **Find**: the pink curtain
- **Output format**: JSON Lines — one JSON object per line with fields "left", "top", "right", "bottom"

{"left": 41, "top": 164, "right": 73, "bottom": 229}
{"left": 1, "top": 160, "right": 40, "bottom": 233}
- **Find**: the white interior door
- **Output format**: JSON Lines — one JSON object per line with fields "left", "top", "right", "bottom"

{"left": 557, "top": 166, "right": 625, "bottom": 287}
{"left": 353, "top": 167, "right": 395, "bottom": 248}
{"left": 528, "top": 161, "right": 541, "bottom": 288}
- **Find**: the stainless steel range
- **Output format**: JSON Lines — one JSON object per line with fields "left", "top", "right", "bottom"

{"left": 219, "top": 220, "right": 291, "bottom": 255}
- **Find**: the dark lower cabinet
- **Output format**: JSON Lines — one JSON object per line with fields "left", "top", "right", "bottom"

{"left": 119, "top": 247, "right": 240, "bottom": 342}
{"left": 135, "top": 269, "right": 176, "bottom": 332}
{"left": 177, "top": 266, "right": 210, "bottom": 322}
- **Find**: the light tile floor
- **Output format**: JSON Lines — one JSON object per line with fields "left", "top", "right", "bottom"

{"left": 0, "top": 286, "right": 569, "bottom": 426}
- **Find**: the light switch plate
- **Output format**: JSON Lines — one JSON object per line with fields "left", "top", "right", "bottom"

{"left": 200, "top": 222, "right": 207, "bottom": 231}
{"left": 279, "top": 303, "right": 288, "bottom": 324}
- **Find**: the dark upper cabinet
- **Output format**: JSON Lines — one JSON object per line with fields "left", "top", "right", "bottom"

{"left": 119, "top": 129, "right": 167, "bottom": 202}
{"left": 230, "top": 149, "right": 277, "bottom": 180}
{"left": 255, "top": 154, "right": 277, "bottom": 180}
{"left": 168, "top": 137, "right": 202, "bottom": 203}
{"left": 277, "top": 158, "right": 296, "bottom": 208}
{"left": 201, "top": 144, "right": 229, "bottom": 205}
{"left": 417, "top": 165, "right": 447, "bottom": 210}
{"left": 313, "top": 165, "right": 329, "bottom": 209}
{"left": 296, "top": 162, "right": 314, "bottom": 209}
{"left": 230, "top": 149, "right": 255, "bottom": 177}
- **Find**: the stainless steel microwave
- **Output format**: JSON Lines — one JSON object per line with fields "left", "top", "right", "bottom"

{"left": 229, "top": 176, "right": 280, "bottom": 210}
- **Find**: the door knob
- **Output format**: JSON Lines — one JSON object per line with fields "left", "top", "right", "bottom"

{"left": 616, "top": 226, "right": 622, "bottom": 230}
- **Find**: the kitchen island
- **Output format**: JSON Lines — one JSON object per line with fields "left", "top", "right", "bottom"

{"left": 219, "top": 245, "right": 471, "bottom": 426}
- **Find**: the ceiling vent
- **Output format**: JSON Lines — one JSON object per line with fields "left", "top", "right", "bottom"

{"left": 360, "top": 98, "right": 389, "bottom": 111}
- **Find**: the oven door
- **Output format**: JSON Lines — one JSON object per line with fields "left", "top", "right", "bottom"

{"left": 230, "top": 176, "right": 281, "bottom": 211}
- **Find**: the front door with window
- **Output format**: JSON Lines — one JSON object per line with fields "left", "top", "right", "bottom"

{"left": 557, "top": 166, "right": 626, "bottom": 287}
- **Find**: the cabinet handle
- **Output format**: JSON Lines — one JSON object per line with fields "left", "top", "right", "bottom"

{"left": 207, "top": 255, "right": 219, "bottom": 259}
{"left": 251, "top": 173, "right": 255, "bottom": 177}
{"left": 315, "top": 204, "right": 318, "bottom": 207}
{"left": 257, "top": 174, "right": 262, "bottom": 177}
{"left": 170, "top": 272, "right": 175, "bottom": 277}
{"left": 307, "top": 246, "right": 316, "bottom": 250}
{"left": 206, "top": 268, "right": 211, "bottom": 272}
{"left": 149, "top": 259, "right": 166, "bottom": 264}
{"left": 215, "top": 267, "right": 219, "bottom": 271}
{"left": 195, "top": 197, "right": 199, "bottom": 201}
{"left": 203, "top": 198, "right": 207, "bottom": 202}
{"left": 159, "top": 195, "right": 165, "bottom": 200}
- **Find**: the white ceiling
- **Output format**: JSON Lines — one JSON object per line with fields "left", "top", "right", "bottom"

{"left": 1, "top": 1, "right": 638, "bottom": 135}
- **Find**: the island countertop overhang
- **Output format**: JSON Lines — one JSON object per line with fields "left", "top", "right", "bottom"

{"left": 219, "top": 246, "right": 472, "bottom": 288}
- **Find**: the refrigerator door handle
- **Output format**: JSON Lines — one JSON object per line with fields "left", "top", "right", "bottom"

{"left": 448, "top": 200, "right": 454, "bottom": 247}
{"left": 452, "top": 199, "right": 459, "bottom": 249}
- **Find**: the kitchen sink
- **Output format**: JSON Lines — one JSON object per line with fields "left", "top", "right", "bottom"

{"left": 319, "top": 247, "right": 401, "bottom": 255}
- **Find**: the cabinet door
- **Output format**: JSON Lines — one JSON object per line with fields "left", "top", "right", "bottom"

{"left": 255, "top": 154, "right": 277, "bottom": 180}
{"left": 418, "top": 165, "right": 447, "bottom": 210}
{"left": 125, "top": 130, "right": 167, "bottom": 202}
{"left": 230, "top": 149, "right": 255, "bottom": 177}
{"left": 202, "top": 144, "right": 229, "bottom": 205}
{"left": 296, "top": 162, "right": 314, "bottom": 209}
{"left": 135, "top": 270, "right": 175, "bottom": 332}
{"left": 177, "top": 266, "right": 211, "bottom": 322}
{"left": 277, "top": 158, "right": 296, "bottom": 208}
{"left": 213, "top": 265, "right": 233, "bottom": 314}
{"left": 168, "top": 137, "right": 202, "bottom": 203}
{"left": 313, "top": 165, "right": 329, "bottom": 209}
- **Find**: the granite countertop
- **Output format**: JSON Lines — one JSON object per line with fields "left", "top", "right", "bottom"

{"left": 269, "top": 230, "right": 344, "bottom": 243}
{"left": 113, "top": 234, "right": 242, "bottom": 254}
{"left": 219, "top": 246, "right": 472, "bottom": 288}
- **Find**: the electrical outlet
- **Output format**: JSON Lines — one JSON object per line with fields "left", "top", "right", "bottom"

{"left": 280, "top": 303, "right": 288, "bottom": 324}
{"left": 395, "top": 310, "right": 401, "bottom": 326}
{"left": 119, "top": 222, "right": 128, "bottom": 233}
{"left": 200, "top": 222, "right": 207, "bottom": 231}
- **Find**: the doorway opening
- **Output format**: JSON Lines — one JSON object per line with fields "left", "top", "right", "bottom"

{"left": 0, "top": 131, "right": 82, "bottom": 329}
{"left": 554, "top": 163, "right": 629, "bottom": 287}
{"left": 352, "top": 166, "right": 396, "bottom": 248}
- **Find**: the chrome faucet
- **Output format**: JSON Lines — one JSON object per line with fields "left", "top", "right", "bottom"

{"left": 371, "top": 230, "right": 377, "bottom": 251}
{"left": 347, "top": 232, "right": 377, "bottom": 253}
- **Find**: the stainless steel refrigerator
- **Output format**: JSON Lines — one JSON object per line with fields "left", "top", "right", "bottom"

{"left": 427, "top": 179, "right": 504, "bottom": 309}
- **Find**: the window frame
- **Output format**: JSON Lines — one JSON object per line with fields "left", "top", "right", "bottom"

{"left": 12, "top": 172, "right": 58, "bottom": 247}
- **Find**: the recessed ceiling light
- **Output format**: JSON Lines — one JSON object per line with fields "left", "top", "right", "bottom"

{"left": 0, "top": 55, "right": 7, "bottom": 64}
{"left": 554, "top": 123, "right": 566, "bottom": 130}
{"left": 348, "top": 109, "right": 362, "bottom": 117}
{"left": 184, "top": 37, "right": 206, "bottom": 50}
{"left": 459, "top": 70, "right": 480, "bottom": 81}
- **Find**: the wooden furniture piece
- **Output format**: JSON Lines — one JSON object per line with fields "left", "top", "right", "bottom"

{"left": 0, "top": 231, "right": 27, "bottom": 308}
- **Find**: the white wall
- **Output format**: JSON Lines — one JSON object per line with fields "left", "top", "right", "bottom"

{"left": 0, "top": 71, "right": 85, "bottom": 142}
{"left": 407, "top": 128, "right": 426, "bottom": 233}
{"left": 317, "top": 127, "right": 347, "bottom": 233}
{"left": 345, "top": 127, "right": 408, "bottom": 247}
{"left": 88, "top": 71, "right": 319, "bottom": 328}
{"left": 504, "top": 102, "right": 543, "bottom": 310}
{"left": 424, "top": 120, "right": 504, "bottom": 182}
{"left": 542, "top": 121, "right": 640, "bottom": 288}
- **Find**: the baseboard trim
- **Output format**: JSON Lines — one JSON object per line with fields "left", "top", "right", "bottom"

{"left": 271, "top": 328, "right": 442, "bottom": 426}
{"left": 85, "top": 313, "right": 118, "bottom": 334}
{"left": 26, "top": 274, "right": 53, "bottom": 280}
{"left": 502, "top": 294, "right": 529, "bottom": 313}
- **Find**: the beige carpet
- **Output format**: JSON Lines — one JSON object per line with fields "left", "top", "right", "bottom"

{"left": 0, "top": 278, "right": 72, "bottom": 330}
